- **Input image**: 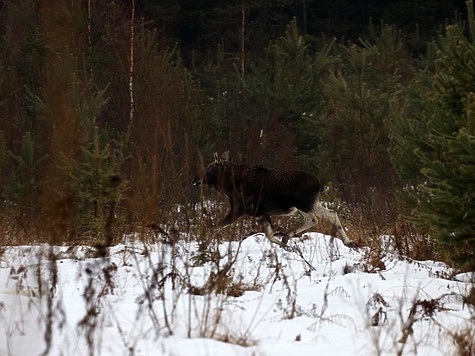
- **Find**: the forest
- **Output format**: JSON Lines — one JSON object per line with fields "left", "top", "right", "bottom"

{"left": 0, "top": 0, "right": 473, "bottom": 269}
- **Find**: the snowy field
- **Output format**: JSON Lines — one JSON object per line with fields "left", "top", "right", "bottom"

{"left": 0, "top": 233, "right": 473, "bottom": 356}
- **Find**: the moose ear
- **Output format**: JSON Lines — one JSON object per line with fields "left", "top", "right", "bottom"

{"left": 213, "top": 152, "right": 219, "bottom": 163}
{"left": 221, "top": 151, "right": 230, "bottom": 162}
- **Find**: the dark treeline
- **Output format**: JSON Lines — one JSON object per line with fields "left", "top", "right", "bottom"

{"left": 139, "top": 0, "right": 466, "bottom": 62}
{"left": 0, "top": 0, "right": 473, "bottom": 267}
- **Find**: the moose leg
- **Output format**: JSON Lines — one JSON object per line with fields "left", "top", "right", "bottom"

{"left": 258, "top": 215, "right": 287, "bottom": 248}
{"left": 287, "top": 211, "right": 318, "bottom": 237}
{"left": 312, "top": 202, "right": 353, "bottom": 247}
{"left": 219, "top": 210, "right": 239, "bottom": 226}
{"left": 218, "top": 201, "right": 245, "bottom": 227}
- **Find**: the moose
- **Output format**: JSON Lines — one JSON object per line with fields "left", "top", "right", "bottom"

{"left": 193, "top": 152, "right": 354, "bottom": 248}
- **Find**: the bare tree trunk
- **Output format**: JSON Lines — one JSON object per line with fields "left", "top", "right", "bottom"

{"left": 87, "top": 0, "right": 92, "bottom": 52}
{"left": 240, "top": 0, "right": 245, "bottom": 80}
{"left": 467, "top": 1, "right": 475, "bottom": 42}
{"left": 128, "top": 0, "right": 135, "bottom": 137}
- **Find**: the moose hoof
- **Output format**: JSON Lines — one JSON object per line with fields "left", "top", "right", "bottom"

{"left": 278, "top": 240, "right": 293, "bottom": 252}
{"left": 281, "top": 235, "right": 291, "bottom": 246}
{"left": 276, "top": 234, "right": 294, "bottom": 251}
{"left": 282, "top": 245, "right": 294, "bottom": 252}
{"left": 274, "top": 232, "right": 291, "bottom": 246}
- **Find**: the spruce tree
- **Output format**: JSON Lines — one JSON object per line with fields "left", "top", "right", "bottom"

{"left": 72, "top": 127, "right": 125, "bottom": 245}
{"left": 318, "top": 25, "right": 410, "bottom": 204}
{"left": 239, "top": 19, "right": 335, "bottom": 168}
{"left": 389, "top": 25, "right": 475, "bottom": 268}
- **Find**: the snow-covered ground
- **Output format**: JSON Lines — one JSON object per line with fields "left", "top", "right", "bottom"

{"left": 0, "top": 233, "right": 473, "bottom": 355}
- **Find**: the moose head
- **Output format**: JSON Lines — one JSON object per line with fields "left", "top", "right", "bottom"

{"left": 192, "top": 151, "right": 231, "bottom": 188}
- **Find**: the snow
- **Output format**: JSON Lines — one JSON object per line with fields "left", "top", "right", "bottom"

{"left": 0, "top": 233, "right": 473, "bottom": 356}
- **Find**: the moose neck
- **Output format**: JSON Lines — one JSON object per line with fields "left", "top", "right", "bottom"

{"left": 214, "top": 162, "right": 238, "bottom": 195}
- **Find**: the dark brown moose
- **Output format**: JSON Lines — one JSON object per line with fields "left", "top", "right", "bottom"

{"left": 193, "top": 152, "right": 353, "bottom": 248}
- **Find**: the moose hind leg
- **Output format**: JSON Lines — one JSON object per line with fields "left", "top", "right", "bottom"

{"left": 258, "top": 215, "right": 287, "bottom": 248}
{"left": 312, "top": 202, "right": 353, "bottom": 247}
{"left": 287, "top": 211, "right": 318, "bottom": 237}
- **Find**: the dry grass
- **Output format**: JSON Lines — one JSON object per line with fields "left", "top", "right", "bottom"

{"left": 452, "top": 327, "right": 475, "bottom": 356}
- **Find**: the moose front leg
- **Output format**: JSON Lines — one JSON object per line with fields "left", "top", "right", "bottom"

{"left": 219, "top": 210, "right": 239, "bottom": 226}
{"left": 258, "top": 215, "right": 289, "bottom": 248}
{"left": 218, "top": 201, "right": 244, "bottom": 227}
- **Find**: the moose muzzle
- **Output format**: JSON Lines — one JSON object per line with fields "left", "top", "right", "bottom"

{"left": 192, "top": 176, "right": 203, "bottom": 186}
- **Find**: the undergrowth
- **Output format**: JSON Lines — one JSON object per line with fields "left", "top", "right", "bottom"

{"left": 0, "top": 195, "right": 473, "bottom": 355}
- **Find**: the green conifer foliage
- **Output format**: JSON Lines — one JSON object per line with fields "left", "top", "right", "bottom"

{"left": 72, "top": 127, "right": 125, "bottom": 244}
{"left": 389, "top": 25, "right": 475, "bottom": 268}
{"left": 7, "top": 132, "right": 47, "bottom": 202}
{"left": 318, "top": 25, "right": 410, "bottom": 205}
{"left": 262, "top": 19, "right": 330, "bottom": 164}
{"left": 237, "top": 19, "right": 337, "bottom": 167}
